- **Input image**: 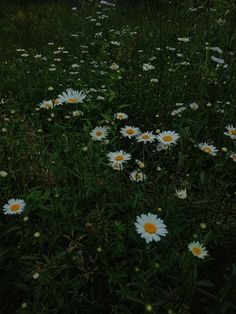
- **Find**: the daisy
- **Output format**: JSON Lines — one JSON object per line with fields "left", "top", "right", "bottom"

{"left": 53, "top": 98, "right": 63, "bottom": 107}
{"left": 58, "top": 89, "right": 86, "bottom": 104}
{"left": 135, "top": 213, "right": 168, "bottom": 243}
{"left": 230, "top": 153, "right": 236, "bottom": 162}
{"left": 114, "top": 112, "right": 128, "bottom": 120}
{"left": 198, "top": 143, "right": 218, "bottom": 156}
{"left": 175, "top": 189, "right": 187, "bottom": 199}
{"left": 136, "top": 131, "right": 156, "bottom": 144}
{"left": 107, "top": 150, "right": 131, "bottom": 165}
{"left": 224, "top": 125, "right": 236, "bottom": 140}
{"left": 39, "top": 100, "right": 54, "bottom": 110}
{"left": 120, "top": 126, "right": 140, "bottom": 139}
{"left": 188, "top": 241, "right": 208, "bottom": 259}
{"left": 3, "top": 199, "right": 25, "bottom": 215}
{"left": 90, "top": 126, "right": 108, "bottom": 141}
{"left": 109, "top": 162, "right": 124, "bottom": 171}
{"left": 130, "top": 170, "right": 146, "bottom": 182}
{"left": 156, "top": 130, "right": 179, "bottom": 145}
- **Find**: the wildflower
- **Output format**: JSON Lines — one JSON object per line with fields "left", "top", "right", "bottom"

{"left": 156, "top": 130, "right": 179, "bottom": 145}
{"left": 120, "top": 126, "right": 140, "bottom": 139}
{"left": 135, "top": 213, "right": 168, "bottom": 243}
{"left": 58, "top": 89, "right": 86, "bottom": 104}
{"left": 72, "top": 110, "right": 83, "bottom": 117}
{"left": 136, "top": 131, "right": 156, "bottom": 143}
{"left": 189, "top": 103, "right": 199, "bottom": 110}
{"left": 114, "top": 112, "right": 128, "bottom": 120}
{"left": 107, "top": 150, "right": 131, "bottom": 165}
{"left": 135, "top": 160, "right": 145, "bottom": 168}
{"left": 0, "top": 170, "right": 8, "bottom": 177}
{"left": 224, "top": 125, "right": 236, "bottom": 140}
{"left": 156, "top": 143, "right": 169, "bottom": 151}
{"left": 211, "top": 56, "right": 224, "bottom": 64}
{"left": 145, "top": 304, "right": 153, "bottom": 312}
{"left": 39, "top": 100, "right": 54, "bottom": 110}
{"left": 109, "top": 63, "right": 119, "bottom": 70}
{"left": 177, "top": 37, "right": 190, "bottom": 42}
{"left": 130, "top": 170, "right": 146, "bottom": 182}
{"left": 175, "top": 189, "right": 187, "bottom": 199}
{"left": 142, "top": 63, "right": 155, "bottom": 71}
{"left": 198, "top": 143, "right": 218, "bottom": 156}
{"left": 90, "top": 126, "right": 108, "bottom": 141}
{"left": 188, "top": 241, "right": 208, "bottom": 259}
{"left": 3, "top": 199, "right": 25, "bottom": 215}
{"left": 34, "top": 232, "right": 40, "bottom": 238}
{"left": 109, "top": 162, "right": 124, "bottom": 171}
{"left": 230, "top": 153, "right": 236, "bottom": 162}
{"left": 209, "top": 47, "right": 223, "bottom": 54}
{"left": 32, "top": 272, "right": 40, "bottom": 279}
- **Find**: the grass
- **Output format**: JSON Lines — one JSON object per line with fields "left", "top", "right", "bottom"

{"left": 0, "top": 0, "right": 236, "bottom": 313}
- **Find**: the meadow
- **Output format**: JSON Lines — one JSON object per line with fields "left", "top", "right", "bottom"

{"left": 0, "top": 0, "right": 236, "bottom": 313}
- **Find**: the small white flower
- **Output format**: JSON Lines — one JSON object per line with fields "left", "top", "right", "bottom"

{"left": 198, "top": 143, "right": 218, "bottom": 156}
{"left": 135, "top": 213, "right": 168, "bottom": 243}
{"left": 58, "top": 89, "right": 86, "bottom": 104}
{"left": 0, "top": 170, "right": 8, "bottom": 177}
{"left": 109, "top": 63, "right": 119, "bottom": 70}
{"left": 114, "top": 112, "right": 128, "bottom": 120}
{"left": 136, "top": 131, "right": 156, "bottom": 144}
{"left": 3, "top": 199, "right": 25, "bottom": 215}
{"left": 175, "top": 189, "right": 187, "bottom": 199}
{"left": 90, "top": 126, "right": 108, "bottom": 141}
{"left": 177, "top": 37, "right": 190, "bottom": 42}
{"left": 107, "top": 150, "right": 131, "bottom": 165}
{"left": 130, "top": 170, "right": 146, "bottom": 182}
{"left": 189, "top": 103, "right": 199, "bottom": 110}
{"left": 156, "top": 131, "right": 180, "bottom": 145}
{"left": 39, "top": 100, "right": 54, "bottom": 110}
{"left": 72, "top": 110, "right": 83, "bottom": 117}
{"left": 224, "top": 125, "right": 236, "bottom": 140}
{"left": 230, "top": 153, "right": 236, "bottom": 162}
{"left": 142, "top": 63, "right": 155, "bottom": 71}
{"left": 210, "top": 56, "right": 224, "bottom": 64}
{"left": 188, "top": 241, "right": 208, "bottom": 259}
{"left": 120, "top": 126, "right": 140, "bottom": 139}
{"left": 209, "top": 47, "right": 223, "bottom": 54}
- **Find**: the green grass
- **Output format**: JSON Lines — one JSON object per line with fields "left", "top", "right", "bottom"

{"left": 0, "top": 1, "right": 236, "bottom": 313}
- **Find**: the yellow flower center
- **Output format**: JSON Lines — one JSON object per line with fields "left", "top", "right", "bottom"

{"left": 45, "top": 103, "right": 52, "bottom": 109}
{"left": 230, "top": 129, "right": 236, "bottom": 135}
{"left": 115, "top": 155, "right": 124, "bottom": 161}
{"left": 127, "top": 129, "right": 135, "bottom": 135}
{"left": 202, "top": 147, "right": 212, "bottom": 154}
{"left": 96, "top": 131, "right": 102, "bottom": 136}
{"left": 54, "top": 99, "right": 60, "bottom": 104}
{"left": 117, "top": 114, "right": 124, "bottom": 119}
{"left": 163, "top": 135, "right": 173, "bottom": 142}
{"left": 192, "top": 247, "right": 202, "bottom": 256}
{"left": 67, "top": 97, "right": 77, "bottom": 103}
{"left": 142, "top": 134, "right": 150, "bottom": 140}
{"left": 144, "top": 223, "right": 157, "bottom": 234}
{"left": 10, "top": 204, "right": 20, "bottom": 211}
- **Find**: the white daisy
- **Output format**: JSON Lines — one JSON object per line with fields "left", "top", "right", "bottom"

{"left": 136, "top": 131, "right": 156, "bottom": 144}
{"left": 107, "top": 150, "right": 131, "bottom": 165}
{"left": 135, "top": 213, "right": 168, "bottom": 243}
{"left": 188, "top": 241, "right": 208, "bottom": 259}
{"left": 224, "top": 125, "right": 236, "bottom": 140}
{"left": 175, "top": 189, "right": 187, "bottom": 199}
{"left": 230, "top": 152, "right": 236, "bottom": 162}
{"left": 58, "top": 89, "right": 86, "bottom": 104}
{"left": 90, "top": 126, "right": 108, "bottom": 141}
{"left": 114, "top": 112, "right": 128, "bottom": 120}
{"left": 120, "top": 126, "right": 140, "bottom": 139}
{"left": 109, "top": 162, "right": 124, "bottom": 171}
{"left": 156, "top": 130, "right": 179, "bottom": 145}
{"left": 39, "top": 100, "right": 54, "bottom": 110}
{"left": 198, "top": 143, "right": 218, "bottom": 156}
{"left": 130, "top": 170, "right": 146, "bottom": 182}
{"left": 3, "top": 199, "right": 25, "bottom": 215}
